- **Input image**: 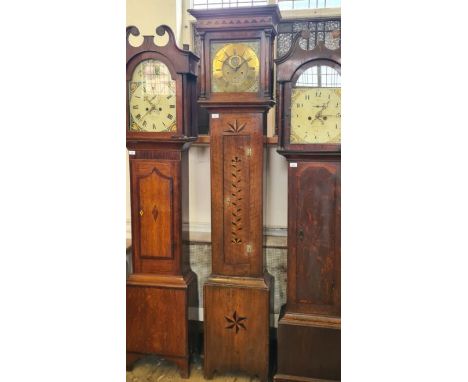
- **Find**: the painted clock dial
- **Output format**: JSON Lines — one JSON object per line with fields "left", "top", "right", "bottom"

{"left": 211, "top": 40, "right": 260, "bottom": 93}
{"left": 290, "top": 65, "right": 341, "bottom": 144}
{"left": 128, "top": 59, "right": 177, "bottom": 132}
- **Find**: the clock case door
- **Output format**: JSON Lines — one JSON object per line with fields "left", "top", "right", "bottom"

{"left": 126, "top": 25, "right": 199, "bottom": 141}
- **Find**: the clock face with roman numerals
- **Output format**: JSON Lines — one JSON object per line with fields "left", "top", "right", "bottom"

{"left": 290, "top": 65, "right": 341, "bottom": 144}
{"left": 128, "top": 59, "right": 176, "bottom": 132}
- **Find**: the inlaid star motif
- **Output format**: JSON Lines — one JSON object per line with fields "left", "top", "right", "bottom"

{"left": 225, "top": 120, "right": 246, "bottom": 133}
{"left": 224, "top": 310, "right": 247, "bottom": 334}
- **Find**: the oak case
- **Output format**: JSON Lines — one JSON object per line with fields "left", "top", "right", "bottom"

{"left": 126, "top": 25, "right": 199, "bottom": 378}
{"left": 188, "top": 6, "right": 281, "bottom": 381}
{"left": 275, "top": 31, "right": 341, "bottom": 382}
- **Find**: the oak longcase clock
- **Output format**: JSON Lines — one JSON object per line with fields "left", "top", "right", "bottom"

{"left": 188, "top": 5, "right": 280, "bottom": 382}
{"left": 126, "top": 25, "right": 199, "bottom": 378}
{"left": 274, "top": 30, "right": 341, "bottom": 382}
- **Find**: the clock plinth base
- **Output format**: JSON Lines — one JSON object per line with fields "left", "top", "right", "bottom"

{"left": 274, "top": 308, "right": 341, "bottom": 382}
{"left": 126, "top": 272, "right": 196, "bottom": 379}
{"left": 203, "top": 273, "right": 271, "bottom": 382}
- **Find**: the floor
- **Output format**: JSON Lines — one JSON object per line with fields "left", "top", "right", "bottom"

{"left": 126, "top": 354, "right": 261, "bottom": 382}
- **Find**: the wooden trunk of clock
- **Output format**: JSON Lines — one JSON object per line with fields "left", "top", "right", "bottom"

{"left": 126, "top": 144, "right": 196, "bottom": 378}
{"left": 274, "top": 32, "right": 341, "bottom": 382}
{"left": 275, "top": 157, "right": 341, "bottom": 382}
{"left": 188, "top": 6, "right": 280, "bottom": 381}
{"left": 203, "top": 111, "right": 271, "bottom": 381}
{"left": 126, "top": 26, "right": 199, "bottom": 378}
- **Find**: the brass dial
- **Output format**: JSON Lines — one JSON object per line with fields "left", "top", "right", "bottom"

{"left": 290, "top": 87, "right": 341, "bottom": 144}
{"left": 128, "top": 59, "right": 176, "bottom": 132}
{"left": 211, "top": 41, "right": 260, "bottom": 93}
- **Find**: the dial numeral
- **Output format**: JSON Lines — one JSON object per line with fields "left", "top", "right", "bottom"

{"left": 132, "top": 105, "right": 138, "bottom": 109}
{"left": 135, "top": 114, "right": 141, "bottom": 120}
{"left": 167, "top": 114, "right": 174, "bottom": 120}
{"left": 142, "top": 120, "right": 147, "bottom": 127}
{"left": 153, "top": 124, "right": 156, "bottom": 130}
{"left": 169, "top": 105, "right": 175, "bottom": 108}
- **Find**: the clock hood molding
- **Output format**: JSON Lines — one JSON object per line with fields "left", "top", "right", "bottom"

{"left": 275, "top": 30, "right": 341, "bottom": 83}
{"left": 126, "top": 25, "right": 199, "bottom": 77}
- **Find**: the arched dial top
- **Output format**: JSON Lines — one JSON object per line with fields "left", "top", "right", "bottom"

{"left": 128, "top": 59, "right": 177, "bottom": 132}
{"left": 211, "top": 40, "right": 260, "bottom": 93}
{"left": 290, "top": 65, "right": 341, "bottom": 144}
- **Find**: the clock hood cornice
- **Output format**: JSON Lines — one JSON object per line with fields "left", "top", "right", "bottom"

{"left": 275, "top": 30, "right": 341, "bottom": 83}
{"left": 188, "top": 5, "right": 282, "bottom": 31}
{"left": 126, "top": 25, "right": 199, "bottom": 76}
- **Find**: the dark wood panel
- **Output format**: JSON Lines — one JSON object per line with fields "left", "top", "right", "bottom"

{"left": 223, "top": 134, "right": 251, "bottom": 266}
{"left": 210, "top": 112, "right": 264, "bottom": 277}
{"left": 204, "top": 283, "right": 269, "bottom": 382}
{"left": 138, "top": 164, "right": 174, "bottom": 259}
{"left": 130, "top": 159, "right": 184, "bottom": 275}
{"left": 295, "top": 163, "right": 340, "bottom": 314}
{"left": 127, "top": 286, "right": 187, "bottom": 357}
{"left": 276, "top": 316, "right": 340, "bottom": 381}
{"left": 288, "top": 161, "right": 341, "bottom": 317}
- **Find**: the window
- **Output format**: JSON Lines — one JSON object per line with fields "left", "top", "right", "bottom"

{"left": 278, "top": 0, "right": 341, "bottom": 10}
{"left": 193, "top": 0, "right": 267, "bottom": 9}
{"left": 296, "top": 65, "right": 341, "bottom": 87}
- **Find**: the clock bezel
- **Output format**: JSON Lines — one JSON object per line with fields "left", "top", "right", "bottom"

{"left": 276, "top": 32, "right": 341, "bottom": 153}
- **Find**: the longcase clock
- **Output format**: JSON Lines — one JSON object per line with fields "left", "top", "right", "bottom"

{"left": 274, "top": 30, "right": 341, "bottom": 382}
{"left": 188, "top": 6, "right": 280, "bottom": 381}
{"left": 126, "top": 25, "right": 199, "bottom": 378}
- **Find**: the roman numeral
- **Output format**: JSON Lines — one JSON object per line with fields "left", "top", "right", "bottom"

{"left": 132, "top": 105, "right": 138, "bottom": 109}
{"left": 142, "top": 120, "right": 147, "bottom": 127}
{"left": 166, "top": 95, "right": 172, "bottom": 99}
{"left": 153, "top": 124, "right": 156, "bottom": 130}
{"left": 167, "top": 114, "right": 173, "bottom": 120}
{"left": 135, "top": 114, "right": 141, "bottom": 120}
{"left": 170, "top": 105, "right": 175, "bottom": 108}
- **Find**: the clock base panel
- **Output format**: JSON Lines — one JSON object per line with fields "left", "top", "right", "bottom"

{"left": 203, "top": 274, "right": 271, "bottom": 382}
{"left": 126, "top": 276, "right": 195, "bottom": 378}
{"left": 275, "top": 310, "right": 341, "bottom": 382}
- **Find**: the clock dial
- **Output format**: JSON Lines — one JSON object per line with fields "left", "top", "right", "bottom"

{"left": 290, "top": 87, "right": 341, "bottom": 144}
{"left": 128, "top": 59, "right": 177, "bottom": 132}
{"left": 211, "top": 40, "right": 260, "bottom": 93}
